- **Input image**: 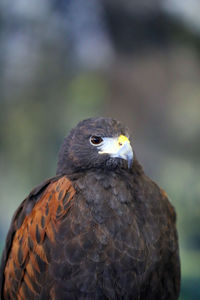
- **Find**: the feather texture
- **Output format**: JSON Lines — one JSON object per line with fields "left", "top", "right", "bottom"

{"left": 0, "top": 176, "right": 75, "bottom": 299}
{"left": 0, "top": 118, "right": 180, "bottom": 299}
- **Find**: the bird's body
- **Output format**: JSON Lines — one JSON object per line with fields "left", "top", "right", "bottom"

{"left": 0, "top": 118, "right": 180, "bottom": 299}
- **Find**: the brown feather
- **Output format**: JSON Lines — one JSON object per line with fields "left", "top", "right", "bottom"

{"left": 1, "top": 176, "right": 75, "bottom": 299}
{"left": 0, "top": 118, "right": 180, "bottom": 299}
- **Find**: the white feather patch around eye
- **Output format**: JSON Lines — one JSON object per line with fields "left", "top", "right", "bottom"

{"left": 97, "top": 137, "right": 119, "bottom": 154}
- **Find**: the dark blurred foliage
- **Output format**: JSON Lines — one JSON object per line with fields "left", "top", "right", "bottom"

{"left": 0, "top": 0, "right": 200, "bottom": 299}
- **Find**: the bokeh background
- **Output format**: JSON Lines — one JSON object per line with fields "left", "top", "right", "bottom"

{"left": 0, "top": 0, "right": 200, "bottom": 299}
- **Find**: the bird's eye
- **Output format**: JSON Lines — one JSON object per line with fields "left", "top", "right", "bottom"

{"left": 90, "top": 136, "right": 103, "bottom": 146}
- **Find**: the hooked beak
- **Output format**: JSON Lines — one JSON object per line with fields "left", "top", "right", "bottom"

{"left": 98, "top": 135, "right": 133, "bottom": 168}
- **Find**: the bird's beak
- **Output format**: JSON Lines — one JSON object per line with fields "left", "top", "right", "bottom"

{"left": 98, "top": 135, "right": 133, "bottom": 168}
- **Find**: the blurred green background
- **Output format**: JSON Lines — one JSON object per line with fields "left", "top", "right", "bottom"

{"left": 0, "top": 0, "right": 200, "bottom": 299}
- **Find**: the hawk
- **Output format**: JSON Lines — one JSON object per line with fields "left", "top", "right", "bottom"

{"left": 0, "top": 117, "right": 180, "bottom": 299}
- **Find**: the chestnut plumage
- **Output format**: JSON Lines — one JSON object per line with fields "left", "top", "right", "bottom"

{"left": 0, "top": 117, "right": 180, "bottom": 299}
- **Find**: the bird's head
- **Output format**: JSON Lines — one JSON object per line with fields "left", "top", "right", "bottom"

{"left": 56, "top": 117, "right": 134, "bottom": 174}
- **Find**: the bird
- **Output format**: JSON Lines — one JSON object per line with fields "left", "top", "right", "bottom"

{"left": 0, "top": 117, "right": 180, "bottom": 299}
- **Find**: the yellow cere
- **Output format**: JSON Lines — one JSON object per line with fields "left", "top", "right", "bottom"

{"left": 118, "top": 135, "right": 130, "bottom": 145}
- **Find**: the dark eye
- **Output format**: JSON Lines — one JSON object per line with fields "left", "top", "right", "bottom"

{"left": 90, "top": 136, "right": 103, "bottom": 146}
